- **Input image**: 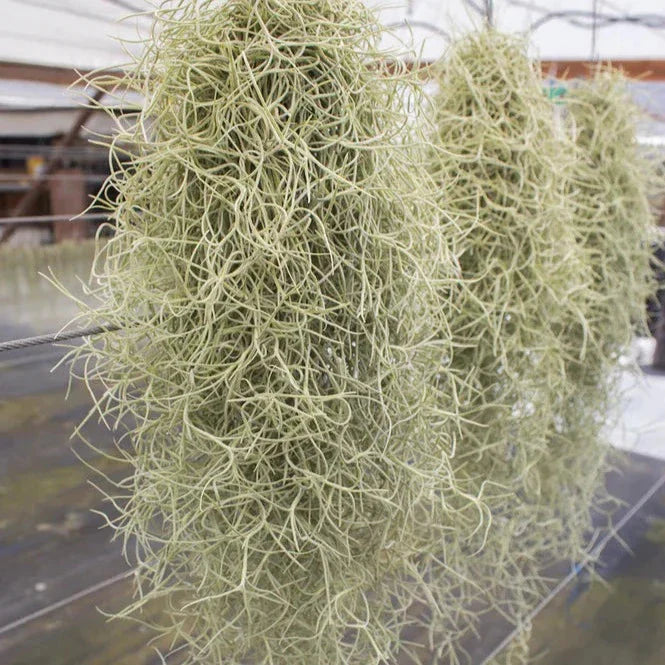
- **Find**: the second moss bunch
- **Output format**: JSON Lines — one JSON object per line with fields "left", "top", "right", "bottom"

{"left": 427, "top": 31, "right": 658, "bottom": 660}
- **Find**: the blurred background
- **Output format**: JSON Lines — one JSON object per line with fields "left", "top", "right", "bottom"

{"left": 1, "top": 1, "right": 665, "bottom": 664}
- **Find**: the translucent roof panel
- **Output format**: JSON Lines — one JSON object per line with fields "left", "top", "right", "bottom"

{"left": 3, "top": 0, "right": 152, "bottom": 70}
{"left": 3, "top": 0, "right": 665, "bottom": 71}
{"left": 377, "top": 0, "right": 665, "bottom": 62}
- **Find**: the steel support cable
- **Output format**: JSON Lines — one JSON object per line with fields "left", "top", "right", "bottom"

{"left": 0, "top": 324, "right": 120, "bottom": 353}
{"left": 485, "top": 0, "right": 494, "bottom": 27}
{"left": 478, "top": 470, "right": 665, "bottom": 665}
{"left": 462, "top": 0, "right": 485, "bottom": 15}
{"left": 9, "top": 0, "right": 151, "bottom": 25}
{"left": 385, "top": 20, "right": 450, "bottom": 41}
{"left": 101, "top": 0, "right": 152, "bottom": 16}
{"left": 0, "top": 570, "right": 134, "bottom": 638}
{"left": 0, "top": 213, "right": 110, "bottom": 225}
{"left": 0, "top": 174, "right": 107, "bottom": 183}
{"left": 591, "top": 0, "right": 599, "bottom": 61}
{"left": 0, "top": 144, "right": 110, "bottom": 153}
{"left": 506, "top": 1, "right": 665, "bottom": 32}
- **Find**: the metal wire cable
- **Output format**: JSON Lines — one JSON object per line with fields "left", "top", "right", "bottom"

{"left": 0, "top": 213, "right": 109, "bottom": 225}
{"left": 0, "top": 174, "right": 106, "bottom": 183}
{"left": 0, "top": 569, "right": 134, "bottom": 638}
{"left": 462, "top": 0, "right": 485, "bottom": 16}
{"left": 591, "top": 0, "right": 599, "bottom": 60}
{"left": 9, "top": 0, "right": 147, "bottom": 25}
{"left": 0, "top": 324, "right": 120, "bottom": 353}
{"left": 0, "top": 212, "right": 108, "bottom": 225}
{"left": 507, "top": 0, "right": 665, "bottom": 33}
{"left": 386, "top": 20, "right": 450, "bottom": 41}
{"left": 0, "top": 145, "right": 109, "bottom": 155}
{"left": 485, "top": 0, "right": 494, "bottom": 27}
{"left": 478, "top": 470, "right": 665, "bottom": 665}
{"left": 101, "top": 0, "right": 151, "bottom": 15}
{"left": 0, "top": 151, "right": 110, "bottom": 162}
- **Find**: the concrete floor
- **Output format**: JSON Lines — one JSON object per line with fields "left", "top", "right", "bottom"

{"left": 1, "top": 306, "right": 664, "bottom": 664}
{"left": 526, "top": 460, "right": 665, "bottom": 665}
{"left": 610, "top": 367, "right": 665, "bottom": 461}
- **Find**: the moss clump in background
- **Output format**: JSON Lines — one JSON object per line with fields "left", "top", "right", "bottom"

{"left": 427, "top": 30, "right": 608, "bottom": 661}
{"left": 565, "top": 66, "right": 659, "bottom": 385}
{"left": 57, "top": 1, "right": 487, "bottom": 664}
{"left": 538, "top": 65, "right": 663, "bottom": 599}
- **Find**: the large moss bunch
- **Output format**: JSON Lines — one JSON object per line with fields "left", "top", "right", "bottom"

{"left": 58, "top": 1, "right": 487, "bottom": 664}
{"left": 539, "top": 66, "right": 662, "bottom": 588}
{"left": 565, "top": 67, "right": 658, "bottom": 384}
{"left": 427, "top": 30, "right": 604, "bottom": 655}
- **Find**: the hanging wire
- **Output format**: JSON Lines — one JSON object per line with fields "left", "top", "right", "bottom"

{"left": 591, "top": 0, "right": 599, "bottom": 61}
{"left": 485, "top": 0, "right": 494, "bottom": 27}
{"left": 0, "top": 570, "right": 134, "bottom": 638}
{"left": 0, "top": 213, "right": 109, "bottom": 225}
{"left": 101, "top": 0, "right": 150, "bottom": 14}
{"left": 0, "top": 324, "right": 119, "bottom": 353}
{"left": 386, "top": 19, "right": 450, "bottom": 41}
{"left": 0, "top": 144, "right": 108, "bottom": 154}
{"left": 478, "top": 471, "right": 665, "bottom": 665}
{"left": 0, "top": 174, "right": 106, "bottom": 183}
{"left": 460, "top": 0, "right": 494, "bottom": 27}
{"left": 506, "top": 0, "right": 665, "bottom": 33}
{"left": 9, "top": 0, "right": 153, "bottom": 24}
{"left": 0, "top": 145, "right": 110, "bottom": 159}
{"left": 463, "top": 0, "right": 485, "bottom": 16}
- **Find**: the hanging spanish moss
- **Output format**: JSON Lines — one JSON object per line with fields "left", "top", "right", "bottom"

{"left": 427, "top": 30, "right": 605, "bottom": 657}
{"left": 539, "top": 65, "right": 663, "bottom": 586}
{"left": 54, "top": 1, "right": 489, "bottom": 664}
{"left": 565, "top": 66, "right": 659, "bottom": 386}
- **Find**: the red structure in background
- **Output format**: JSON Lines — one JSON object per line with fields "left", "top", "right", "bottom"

{"left": 541, "top": 59, "right": 665, "bottom": 81}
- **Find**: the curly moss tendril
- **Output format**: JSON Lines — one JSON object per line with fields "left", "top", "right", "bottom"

{"left": 55, "top": 1, "right": 491, "bottom": 664}
{"left": 427, "top": 31, "right": 610, "bottom": 660}
{"left": 565, "top": 66, "right": 659, "bottom": 379}
{"left": 539, "top": 65, "right": 664, "bottom": 586}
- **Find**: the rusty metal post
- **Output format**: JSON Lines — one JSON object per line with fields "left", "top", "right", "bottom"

{"left": 0, "top": 88, "right": 105, "bottom": 244}
{"left": 48, "top": 169, "right": 89, "bottom": 242}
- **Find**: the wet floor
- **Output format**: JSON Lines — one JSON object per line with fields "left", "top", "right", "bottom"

{"left": 1, "top": 247, "right": 665, "bottom": 664}
{"left": 2, "top": 345, "right": 664, "bottom": 664}
{"left": 526, "top": 467, "right": 665, "bottom": 665}
{"left": 0, "top": 344, "right": 189, "bottom": 665}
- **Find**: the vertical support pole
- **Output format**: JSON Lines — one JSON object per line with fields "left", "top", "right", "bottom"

{"left": 653, "top": 301, "right": 665, "bottom": 370}
{"left": 49, "top": 169, "right": 89, "bottom": 242}
{"left": 652, "top": 237, "right": 665, "bottom": 370}
{"left": 0, "top": 88, "right": 104, "bottom": 244}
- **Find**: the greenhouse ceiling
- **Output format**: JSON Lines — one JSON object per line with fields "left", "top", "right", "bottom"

{"left": 3, "top": 0, "right": 665, "bottom": 74}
